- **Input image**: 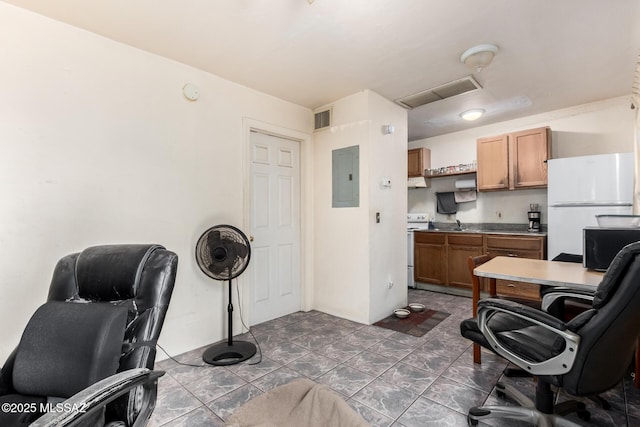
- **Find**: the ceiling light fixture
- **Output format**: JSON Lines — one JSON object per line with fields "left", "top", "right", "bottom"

{"left": 460, "top": 109, "right": 485, "bottom": 121}
{"left": 460, "top": 44, "right": 499, "bottom": 72}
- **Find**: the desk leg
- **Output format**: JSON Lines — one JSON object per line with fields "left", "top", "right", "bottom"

{"left": 488, "top": 277, "right": 497, "bottom": 298}
{"left": 473, "top": 277, "right": 496, "bottom": 364}
{"left": 472, "top": 278, "right": 480, "bottom": 364}
{"left": 636, "top": 337, "right": 640, "bottom": 388}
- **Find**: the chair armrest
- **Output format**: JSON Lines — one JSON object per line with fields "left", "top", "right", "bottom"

{"left": 540, "top": 287, "right": 595, "bottom": 312}
{"left": 29, "top": 368, "right": 164, "bottom": 427}
{"left": 477, "top": 298, "right": 580, "bottom": 376}
{"left": 479, "top": 298, "right": 568, "bottom": 330}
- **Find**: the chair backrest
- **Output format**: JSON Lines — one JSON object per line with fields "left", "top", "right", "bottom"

{"left": 560, "top": 241, "right": 640, "bottom": 396}
{"left": 46, "top": 244, "right": 178, "bottom": 425}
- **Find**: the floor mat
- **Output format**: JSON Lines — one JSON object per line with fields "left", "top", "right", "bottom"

{"left": 373, "top": 308, "right": 450, "bottom": 337}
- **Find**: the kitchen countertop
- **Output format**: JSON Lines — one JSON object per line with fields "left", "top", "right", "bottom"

{"left": 414, "top": 223, "right": 546, "bottom": 237}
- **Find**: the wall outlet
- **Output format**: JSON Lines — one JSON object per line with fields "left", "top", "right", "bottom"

{"left": 387, "top": 280, "right": 394, "bottom": 289}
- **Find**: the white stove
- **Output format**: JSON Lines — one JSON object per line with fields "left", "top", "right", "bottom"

{"left": 407, "top": 213, "right": 430, "bottom": 230}
{"left": 407, "top": 213, "right": 431, "bottom": 288}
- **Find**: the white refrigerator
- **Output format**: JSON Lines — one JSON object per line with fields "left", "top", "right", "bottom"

{"left": 547, "top": 152, "right": 634, "bottom": 260}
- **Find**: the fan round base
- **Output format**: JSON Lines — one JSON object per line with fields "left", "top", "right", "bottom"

{"left": 202, "top": 340, "right": 257, "bottom": 366}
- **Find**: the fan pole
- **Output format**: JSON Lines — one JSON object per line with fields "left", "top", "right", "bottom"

{"left": 202, "top": 277, "right": 257, "bottom": 366}
{"left": 227, "top": 279, "right": 233, "bottom": 346}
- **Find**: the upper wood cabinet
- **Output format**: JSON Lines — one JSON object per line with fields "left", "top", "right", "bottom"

{"left": 408, "top": 147, "right": 431, "bottom": 177}
{"left": 476, "top": 134, "right": 509, "bottom": 190}
{"left": 477, "top": 127, "right": 550, "bottom": 191}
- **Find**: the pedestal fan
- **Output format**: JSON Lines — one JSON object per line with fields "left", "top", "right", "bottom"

{"left": 195, "top": 224, "right": 256, "bottom": 366}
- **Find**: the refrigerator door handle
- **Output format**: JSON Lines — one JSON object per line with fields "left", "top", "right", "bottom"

{"left": 550, "top": 202, "right": 633, "bottom": 208}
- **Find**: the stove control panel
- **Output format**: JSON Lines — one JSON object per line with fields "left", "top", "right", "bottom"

{"left": 407, "top": 213, "right": 429, "bottom": 223}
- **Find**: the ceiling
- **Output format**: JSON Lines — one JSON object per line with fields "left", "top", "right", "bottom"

{"left": 4, "top": 0, "right": 640, "bottom": 141}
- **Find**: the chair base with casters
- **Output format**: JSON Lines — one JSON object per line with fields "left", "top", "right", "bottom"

{"left": 468, "top": 381, "right": 587, "bottom": 427}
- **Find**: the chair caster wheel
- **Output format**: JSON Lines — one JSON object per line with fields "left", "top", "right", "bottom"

{"left": 467, "top": 415, "right": 479, "bottom": 426}
{"left": 497, "top": 390, "right": 506, "bottom": 399}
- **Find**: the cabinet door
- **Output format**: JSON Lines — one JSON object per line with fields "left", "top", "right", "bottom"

{"left": 447, "top": 234, "right": 484, "bottom": 289}
{"left": 414, "top": 233, "right": 446, "bottom": 285}
{"left": 510, "top": 127, "right": 550, "bottom": 189}
{"left": 477, "top": 135, "right": 509, "bottom": 191}
{"left": 408, "top": 149, "right": 421, "bottom": 177}
{"left": 408, "top": 148, "right": 431, "bottom": 177}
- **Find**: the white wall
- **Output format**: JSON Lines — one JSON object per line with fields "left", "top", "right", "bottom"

{"left": 408, "top": 97, "right": 635, "bottom": 226}
{"left": 366, "top": 92, "right": 408, "bottom": 323}
{"left": 313, "top": 90, "right": 408, "bottom": 324}
{"left": 0, "top": 3, "right": 312, "bottom": 362}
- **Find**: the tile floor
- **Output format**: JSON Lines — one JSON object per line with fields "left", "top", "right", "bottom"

{"left": 150, "top": 289, "right": 640, "bottom": 426}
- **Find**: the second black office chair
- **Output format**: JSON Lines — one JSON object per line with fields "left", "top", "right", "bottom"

{"left": 461, "top": 241, "right": 640, "bottom": 426}
{"left": 0, "top": 244, "right": 178, "bottom": 427}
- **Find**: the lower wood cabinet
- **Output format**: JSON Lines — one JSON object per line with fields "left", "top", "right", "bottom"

{"left": 447, "top": 234, "right": 484, "bottom": 289}
{"left": 414, "top": 231, "right": 546, "bottom": 299}
{"left": 415, "top": 232, "right": 446, "bottom": 285}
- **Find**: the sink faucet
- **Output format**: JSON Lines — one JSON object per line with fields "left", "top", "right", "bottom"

{"left": 455, "top": 219, "right": 463, "bottom": 231}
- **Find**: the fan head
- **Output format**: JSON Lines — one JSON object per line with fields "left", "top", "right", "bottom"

{"left": 195, "top": 225, "right": 251, "bottom": 281}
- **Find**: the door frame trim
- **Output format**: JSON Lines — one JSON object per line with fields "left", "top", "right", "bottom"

{"left": 242, "top": 118, "right": 314, "bottom": 327}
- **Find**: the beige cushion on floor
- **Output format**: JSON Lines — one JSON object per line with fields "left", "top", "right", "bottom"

{"left": 225, "top": 378, "right": 370, "bottom": 427}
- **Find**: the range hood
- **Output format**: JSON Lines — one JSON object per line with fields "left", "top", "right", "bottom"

{"left": 408, "top": 177, "right": 428, "bottom": 188}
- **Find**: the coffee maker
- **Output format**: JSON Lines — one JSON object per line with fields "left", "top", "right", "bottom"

{"left": 528, "top": 204, "right": 541, "bottom": 232}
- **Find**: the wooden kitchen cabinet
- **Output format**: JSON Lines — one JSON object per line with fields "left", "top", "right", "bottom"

{"left": 476, "top": 134, "right": 509, "bottom": 190}
{"left": 408, "top": 147, "right": 431, "bottom": 177}
{"left": 414, "top": 231, "right": 546, "bottom": 299}
{"left": 485, "top": 234, "right": 546, "bottom": 300}
{"left": 477, "top": 127, "right": 550, "bottom": 191}
{"left": 447, "top": 234, "right": 484, "bottom": 290}
{"left": 414, "top": 232, "right": 446, "bottom": 285}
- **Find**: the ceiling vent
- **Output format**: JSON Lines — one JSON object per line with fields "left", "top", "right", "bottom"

{"left": 314, "top": 108, "right": 332, "bottom": 131}
{"left": 395, "top": 76, "right": 482, "bottom": 109}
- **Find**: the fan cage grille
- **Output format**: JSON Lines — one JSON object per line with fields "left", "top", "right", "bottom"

{"left": 195, "top": 225, "right": 251, "bottom": 281}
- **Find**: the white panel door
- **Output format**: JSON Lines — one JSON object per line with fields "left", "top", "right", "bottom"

{"left": 250, "top": 131, "right": 301, "bottom": 325}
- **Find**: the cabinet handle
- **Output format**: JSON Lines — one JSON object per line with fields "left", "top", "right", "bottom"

{"left": 507, "top": 253, "right": 517, "bottom": 257}
{"left": 507, "top": 283, "right": 516, "bottom": 288}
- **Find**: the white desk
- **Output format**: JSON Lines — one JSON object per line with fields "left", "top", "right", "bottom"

{"left": 474, "top": 256, "right": 603, "bottom": 290}
{"left": 469, "top": 256, "right": 640, "bottom": 387}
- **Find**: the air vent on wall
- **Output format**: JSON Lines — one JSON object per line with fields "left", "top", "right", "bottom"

{"left": 395, "top": 76, "right": 482, "bottom": 109}
{"left": 314, "top": 108, "right": 331, "bottom": 131}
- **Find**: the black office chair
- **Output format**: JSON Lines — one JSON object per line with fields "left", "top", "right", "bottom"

{"left": 540, "top": 253, "right": 594, "bottom": 321}
{"left": 0, "top": 244, "right": 178, "bottom": 427}
{"left": 460, "top": 241, "right": 640, "bottom": 426}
